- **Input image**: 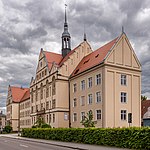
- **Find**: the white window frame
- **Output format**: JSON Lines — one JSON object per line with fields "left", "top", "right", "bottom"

{"left": 73, "top": 98, "right": 77, "bottom": 107}
{"left": 80, "top": 96, "right": 85, "bottom": 106}
{"left": 88, "top": 77, "right": 92, "bottom": 88}
{"left": 73, "top": 83, "right": 77, "bottom": 93}
{"left": 96, "top": 91, "right": 101, "bottom": 103}
{"left": 81, "top": 112, "right": 85, "bottom": 121}
{"left": 96, "top": 109, "right": 101, "bottom": 120}
{"left": 121, "top": 110, "right": 127, "bottom": 121}
{"left": 81, "top": 80, "right": 85, "bottom": 91}
{"left": 96, "top": 74, "right": 101, "bottom": 85}
{"left": 121, "top": 74, "right": 127, "bottom": 86}
{"left": 73, "top": 113, "right": 77, "bottom": 122}
{"left": 121, "top": 92, "right": 127, "bottom": 103}
{"left": 88, "top": 94, "right": 92, "bottom": 104}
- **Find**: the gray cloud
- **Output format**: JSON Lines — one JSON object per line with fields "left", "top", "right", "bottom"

{"left": 0, "top": 0, "right": 150, "bottom": 108}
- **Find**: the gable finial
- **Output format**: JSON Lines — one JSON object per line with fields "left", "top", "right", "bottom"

{"left": 83, "top": 23, "right": 87, "bottom": 41}
{"left": 122, "top": 26, "right": 124, "bottom": 33}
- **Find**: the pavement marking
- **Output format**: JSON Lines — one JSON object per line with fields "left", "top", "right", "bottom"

{"left": 20, "top": 144, "right": 28, "bottom": 148}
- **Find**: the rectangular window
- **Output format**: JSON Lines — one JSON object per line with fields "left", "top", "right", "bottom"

{"left": 49, "top": 114, "right": 51, "bottom": 123}
{"left": 96, "top": 110, "right": 101, "bottom": 120}
{"left": 81, "top": 112, "right": 85, "bottom": 121}
{"left": 121, "top": 74, "right": 127, "bottom": 85}
{"left": 121, "top": 92, "right": 127, "bottom": 103}
{"left": 46, "top": 114, "right": 49, "bottom": 123}
{"left": 81, "top": 80, "right": 85, "bottom": 90}
{"left": 73, "top": 83, "right": 77, "bottom": 93}
{"left": 53, "top": 114, "right": 55, "bottom": 122}
{"left": 88, "top": 77, "right": 92, "bottom": 88}
{"left": 73, "top": 113, "right": 77, "bottom": 122}
{"left": 88, "top": 94, "right": 92, "bottom": 104}
{"left": 52, "top": 99, "right": 56, "bottom": 109}
{"left": 96, "top": 92, "right": 101, "bottom": 103}
{"left": 73, "top": 98, "right": 77, "bottom": 107}
{"left": 46, "top": 101, "right": 49, "bottom": 110}
{"left": 80, "top": 96, "right": 85, "bottom": 106}
{"left": 121, "top": 110, "right": 127, "bottom": 120}
{"left": 96, "top": 74, "right": 101, "bottom": 85}
{"left": 64, "top": 113, "right": 68, "bottom": 120}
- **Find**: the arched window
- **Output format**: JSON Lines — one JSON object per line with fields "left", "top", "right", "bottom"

{"left": 52, "top": 76, "right": 56, "bottom": 95}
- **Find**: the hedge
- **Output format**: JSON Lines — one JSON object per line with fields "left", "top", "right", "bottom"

{"left": 21, "top": 127, "right": 150, "bottom": 149}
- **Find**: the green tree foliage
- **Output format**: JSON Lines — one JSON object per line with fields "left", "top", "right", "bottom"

{"left": 32, "top": 116, "right": 51, "bottom": 128}
{"left": 4, "top": 125, "right": 12, "bottom": 133}
{"left": 80, "top": 110, "right": 95, "bottom": 128}
{"left": 141, "top": 95, "right": 147, "bottom": 101}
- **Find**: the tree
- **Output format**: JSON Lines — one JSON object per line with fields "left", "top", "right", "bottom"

{"left": 4, "top": 125, "right": 12, "bottom": 133}
{"left": 80, "top": 110, "right": 95, "bottom": 128}
{"left": 32, "top": 116, "right": 51, "bottom": 128}
{"left": 141, "top": 95, "right": 147, "bottom": 101}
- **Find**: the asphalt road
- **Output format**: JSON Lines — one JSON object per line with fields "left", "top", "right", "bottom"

{"left": 0, "top": 137, "right": 75, "bottom": 150}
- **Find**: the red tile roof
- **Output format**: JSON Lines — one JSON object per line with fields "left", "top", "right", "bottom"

{"left": 141, "top": 100, "right": 150, "bottom": 118}
{"left": 43, "top": 51, "right": 62, "bottom": 70}
{"left": 71, "top": 37, "right": 118, "bottom": 77}
{"left": 20, "top": 89, "right": 30, "bottom": 102}
{"left": 10, "top": 86, "right": 29, "bottom": 103}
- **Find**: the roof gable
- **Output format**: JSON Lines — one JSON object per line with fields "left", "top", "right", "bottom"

{"left": 10, "top": 86, "right": 29, "bottom": 103}
{"left": 20, "top": 89, "right": 30, "bottom": 102}
{"left": 71, "top": 37, "right": 118, "bottom": 77}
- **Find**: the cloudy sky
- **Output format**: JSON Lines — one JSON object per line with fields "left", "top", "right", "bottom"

{"left": 0, "top": 0, "right": 150, "bottom": 109}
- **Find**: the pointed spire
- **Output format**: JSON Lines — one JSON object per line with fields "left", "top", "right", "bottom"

{"left": 61, "top": 4, "right": 71, "bottom": 58}
{"left": 65, "top": 4, "right": 67, "bottom": 23}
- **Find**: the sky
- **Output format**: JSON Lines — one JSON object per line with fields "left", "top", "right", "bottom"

{"left": 0, "top": 0, "right": 150, "bottom": 109}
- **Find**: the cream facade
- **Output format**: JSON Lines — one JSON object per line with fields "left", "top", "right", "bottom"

{"left": 70, "top": 33, "right": 141, "bottom": 128}
{"left": 20, "top": 98, "right": 31, "bottom": 129}
{"left": 30, "top": 42, "right": 92, "bottom": 128}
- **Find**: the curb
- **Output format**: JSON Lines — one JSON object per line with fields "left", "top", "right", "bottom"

{"left": 1, "top": 136, "right": 88, "bottom": 150}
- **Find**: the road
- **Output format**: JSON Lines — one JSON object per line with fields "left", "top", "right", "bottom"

{"left": 0, "top": 137, "right": 75, "bottom": 150}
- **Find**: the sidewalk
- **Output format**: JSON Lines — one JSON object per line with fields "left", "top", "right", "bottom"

{"left": 0, "top": 134, "right": 130, "bottom": 150}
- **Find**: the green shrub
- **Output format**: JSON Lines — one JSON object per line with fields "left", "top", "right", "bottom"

{"left": 4, "top": 125, "right": 12, "bottom": 133}
{"left": 22, "top": 127, "right": 150, "bottom": 149}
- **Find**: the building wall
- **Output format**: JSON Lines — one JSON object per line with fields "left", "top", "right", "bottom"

{"left": 70, "top": 67, "right": 103, "bottom": 128}
{"left": 70, "top": 34, "right": 141, "bottom": 128}
{"left": 20, "top": 98, "right": 31, "bottom": 129}
{"left": 30, "top": 41, "right": 92, "bottom": 128}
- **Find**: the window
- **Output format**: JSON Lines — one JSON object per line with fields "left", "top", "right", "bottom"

{"left": 73, "top": 113, "right": 77, "bottom": 122}
{"left": 52, "top": 76, "right": 56, "bottom": 95}
{"left": 80, "top": 96, "right": 85, "bottom": 106}
{"left": 46, "top": 80, "right": 49, "bottom": 98}
{"left": 88, "top": 94, "right": 92, "bottom": 104}
{"left": 52, "top": 99, "right": 56, "bottom": 109}
{"left": 53, "top": 114, "right": 55, "bottom": 122}
{"left": 88, "top": 77, "right": 92, "bottom": 88}
{"left": 73, "top": 83, "right": 77, "bottom": 93}
{"left": 46, "top": 114, "right": 49, "bottom": 123}
{"left": 46, "top": 101, "right": 49, "bottom": 110}
{"left": 96, "top": 74, "right": 101, "bottom": 85}
{"left": 121, "top": 92, "right": 127, "bottom": 103}
{"left": 40, "top": 83, "right": 43, "bottom": 100}
{"left": 49, "top": 114, "right": 51, "bottom": 123}
{"left": 121, "top": 74, "right": 127, "bottom": 85}
{"left": 73, "top": 98, "right": 77, "bottom": 107}
{"left": 64, "top": 113, "right": 68, "bottom": 120}
{"left": 96, "top": 92, "right": 101, "bottom": 103}
{"left": 121, "top": 110, "right": 127, "bottom": 120}
{"left": 81, "top": 80, "right": 85, "bottom": 90}
{"left": 96, "top": 110, "right": 101, "bottom": 120}
{"left": 81, "top": 112, "right": 85, "bottom": 121}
